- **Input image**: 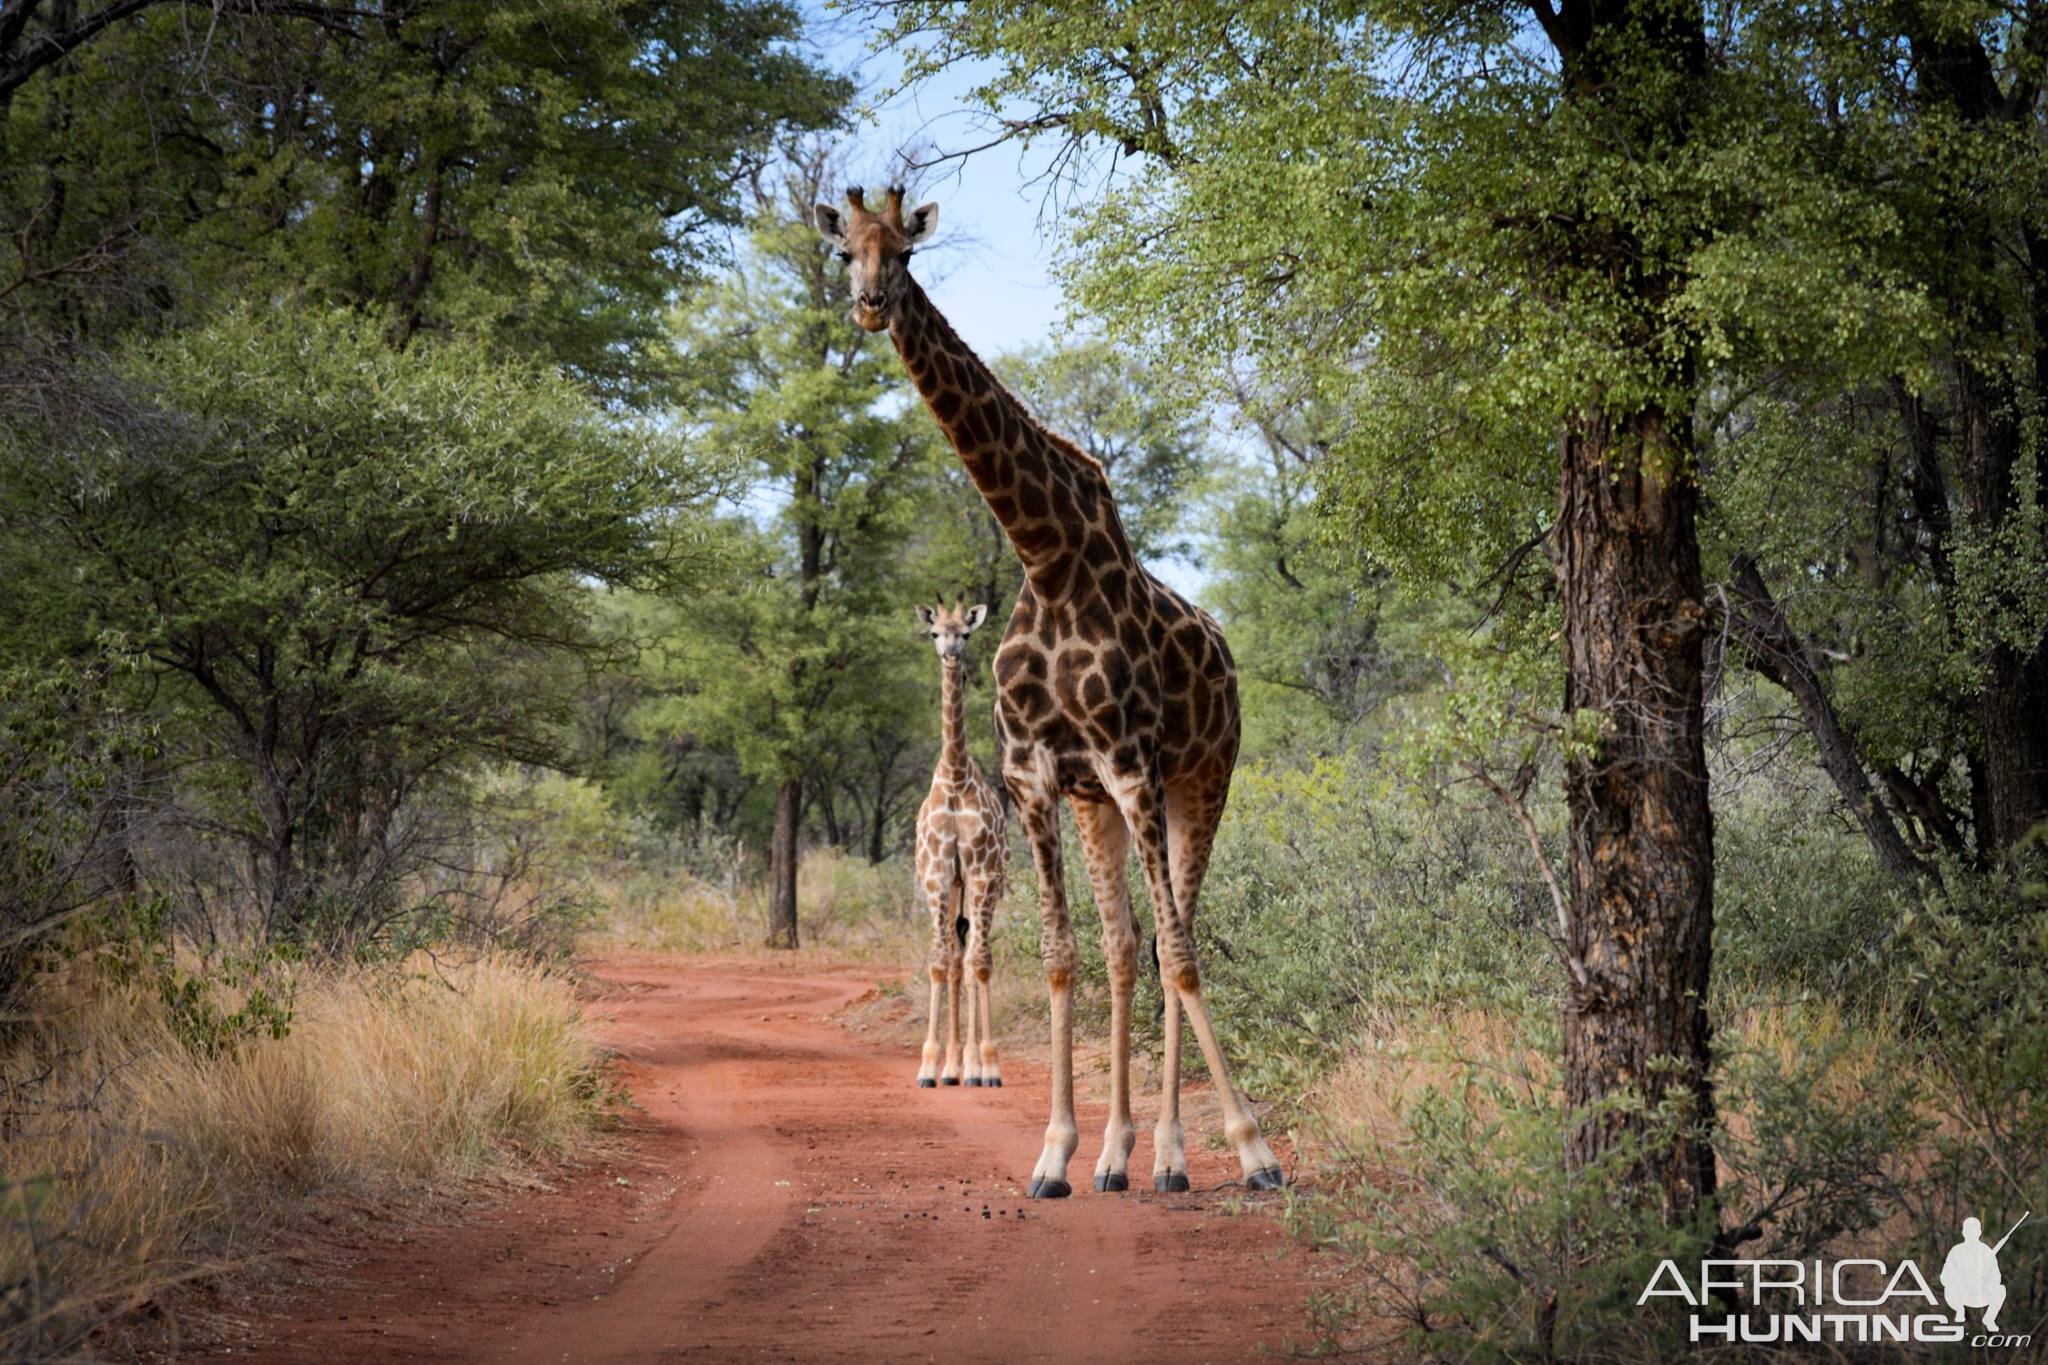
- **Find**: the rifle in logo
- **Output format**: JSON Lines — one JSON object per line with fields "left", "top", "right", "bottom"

{"left": 1942, "top": 1212, "right": 2028, "bottom": 1332}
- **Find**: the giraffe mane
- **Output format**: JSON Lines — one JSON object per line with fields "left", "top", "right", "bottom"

{"left": 905, "top": 278, "right": 1109, "bottom": 481}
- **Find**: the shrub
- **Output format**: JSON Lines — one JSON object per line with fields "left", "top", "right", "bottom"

{"left": 994, "top": 751, "right": 1552, "bottom": 1104}
{"left": 1286, "top": 759, "right": 2048, "bottom": 1360}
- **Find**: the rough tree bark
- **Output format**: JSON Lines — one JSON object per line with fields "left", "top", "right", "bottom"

{"left": 1556, "top": 407, "right": 1719, "bottom": 1224}
{"left": 1904, "top": 21, "right": 2048, "bottom": 861}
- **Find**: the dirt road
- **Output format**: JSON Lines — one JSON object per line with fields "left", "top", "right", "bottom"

{"left": 212, "top": 956, "right": 1322, "bottom": 1363}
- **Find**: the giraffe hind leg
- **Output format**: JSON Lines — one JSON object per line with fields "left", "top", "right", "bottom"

{"left": 1142, "top": 775, "right": 1283, "bottom": 1189}
{"left": 966, "top": 875, "right": 1001, "bottom": 1088}
{"left": 942, "top": 878, "right": 966, "bottom": 1084}
{"left": 956, "top": 879, "right": 984, "bottom": 1086}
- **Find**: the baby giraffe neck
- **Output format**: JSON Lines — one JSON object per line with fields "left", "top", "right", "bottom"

{"left": 937, "top": 658, "right": 970, "bottom": 789}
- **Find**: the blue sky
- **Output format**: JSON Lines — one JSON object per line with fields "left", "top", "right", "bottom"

{"left": 803, "top": 5, "right": 1080, "bottom": 360}
{"left": 791, "top": 6, "right": 1213, "bottom": 599}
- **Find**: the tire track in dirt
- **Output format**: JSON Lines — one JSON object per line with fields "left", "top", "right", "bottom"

{"left": 206, "top": 956, "right": 1320, "bottom": 1363}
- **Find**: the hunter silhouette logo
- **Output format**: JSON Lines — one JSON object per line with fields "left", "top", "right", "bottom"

{"left": 1639, "top": 1210, "right": 2032, "bottom": 1347}
{"left": 1943, "top": 1213, "right": 2027, "bottom": 1333}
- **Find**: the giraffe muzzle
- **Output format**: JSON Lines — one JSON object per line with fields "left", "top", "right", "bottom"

{"left": 852, "top": 292, "right": 890, "bottom": 332}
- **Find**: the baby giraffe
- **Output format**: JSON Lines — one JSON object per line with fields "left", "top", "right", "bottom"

{"left": 912, "top": 598, "right": 1009, "bottom": 1087}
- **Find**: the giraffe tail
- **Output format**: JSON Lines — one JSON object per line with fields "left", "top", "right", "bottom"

{"left": 1144, "top": 930, "right": 1165, "bottom": 1022}
{"left": 951, "top": 875, "right": 968, "bottom": 948}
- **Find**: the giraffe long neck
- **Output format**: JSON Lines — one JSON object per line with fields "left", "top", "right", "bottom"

{"left": 891, "top": 279, "right": 1136, "bottom": 600}
{"left": 937, "top": 656, "right": 969, "bottom": 788}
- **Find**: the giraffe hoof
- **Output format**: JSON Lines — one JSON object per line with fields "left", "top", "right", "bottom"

{"left": 1154, "top": 1173, "right": 1190, "bottom": 1193}
{"left": 917, "top": 1078, "right": 937, "bottom": 1088}
{"left": 965, "top": 1077, "right": 984, "bottom": 1087}
{"left": 986, "top": 1078, "right": 1001, "bottom": 1087}
{"left": 941, "top": 1077, "right": 961, "bottom": 1087}
{"left": 1245, "top": 1167, "right": 1287, "bottom": 1192}
{"left": 1093, "top": 1173, "right": 1128, "bottom": 1193}
{"left": 1026, "top": 1177, "right": 1071, "bottom": 1200}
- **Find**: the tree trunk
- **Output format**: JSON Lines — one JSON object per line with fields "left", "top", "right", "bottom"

{"left": 867, "top": 782, "right": 890, "bottom": 865}
{"left": 1979, "top": 641, "right": 2048, "bottom": 856}
{"left": 1724, "top": 554, "right": 1931, "bottom": 882}
{"left": 765, "top": 776, "right": 800, "bottom": 949}
{"left": 1903, "top": 24, "right": 2048, "bottom": 863}
{"left": 1556, "top": 406, "right": 1718, "bottom": 1225}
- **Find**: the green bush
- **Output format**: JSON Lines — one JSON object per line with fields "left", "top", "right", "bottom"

{"left": 1281, "top": 756, "right": 2048, "bottom": 1360}
{"left": 996, "top": 750, "right": 1553, "bottom": 1102}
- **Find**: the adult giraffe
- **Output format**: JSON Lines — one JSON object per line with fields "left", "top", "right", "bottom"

{"left": 817, "top": 186, "right": 1282, "bottom": 1197}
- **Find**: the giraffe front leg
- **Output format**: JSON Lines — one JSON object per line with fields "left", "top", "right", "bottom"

{"left": 961, "top": 922, "right": 984, "bottom": 1087}
{"left": 918, "top": 957, "right": 946, "bottom": 1086}
{"left": 1075, "top": 799, "right": 1136, "bottom": 1193}
{"left": 918, "top": 892, "right": 949, "bottom": 1087}
{"left": 1020, "top": 793, "right": 1077, "bottom": 1198}
{"left": 1093, "top": 936, "right": 1137, "bottom": 1192}
{"left": 975, "top": 961, "right": 1001, "bottom": 1087}
{"left": 964, "top": 906, "right": 1000, "bottom": 1087}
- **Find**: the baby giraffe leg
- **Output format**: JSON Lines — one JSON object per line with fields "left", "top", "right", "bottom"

{"left": 976, "top": 965, "right": 1000, "bottom": 1086}
{"left": 967, "top": 884, "right": 1002, "bottom": 1086}
{"left": 961, "top": 918, "right": 985, "bottom": 1087}
{"left": 917, "top": 879, "right": 950, "bottom": 1087}
{"left": 1075, "top": 799, "right": 1137, "bottom": 1193}
{"left": 942, "top": 918, "right": 965, "bottom": 1085}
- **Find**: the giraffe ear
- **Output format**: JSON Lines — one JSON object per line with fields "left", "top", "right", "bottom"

{"left": 964, "top": 604, "right": 988, "bottom": 631}
{"left": 814, "top": 204, "right": 848, "bottom": 247}
{"left": 914, "top": 604, "right": 937, "bottom": 629}
{"left": 903, "top": 202, "right": 939, "bottom": 246}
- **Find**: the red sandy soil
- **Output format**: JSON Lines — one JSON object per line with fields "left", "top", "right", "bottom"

{"left": 192, "top": 955, "right": 1336, "bottom": 1364}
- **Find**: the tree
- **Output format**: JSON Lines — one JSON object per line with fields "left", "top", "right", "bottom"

{"left": 1202, "top": 394, "right": 1413, "bottom": 756}
{"left": 660, "top": 149, "right": 939, "bottom": 946}
{"left": 0, "top": 0, "right": 847, "bottom": 401}
{"left": 0, "top": 307, "right": 725, "bottom": 943}
{"left": 1706, "top": 2, "right": 2048, "bottom": 877}
{"left": 884, "top": 0, "right": 1920, "bottom": 1228}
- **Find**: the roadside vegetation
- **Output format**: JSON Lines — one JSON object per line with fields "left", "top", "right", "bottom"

{"left": 3, "top": 1, "right": 2046, "bottom": 1362}
{"left": 1, "top": 946, "right": 597, "bottom": 1357}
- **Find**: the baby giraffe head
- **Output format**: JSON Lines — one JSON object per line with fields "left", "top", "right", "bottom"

{"left": 815, "top": 185, "right": 939, "bottom": 333}
{"left": 915, "top": 597, "right": 988, "bottom": 666}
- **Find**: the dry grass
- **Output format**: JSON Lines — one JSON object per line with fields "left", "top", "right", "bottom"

{"left": 1311, "top": 1006, "right": 1555, "bottom": 1155}
{"left": 590, "top": 846, "right": 925, "bottom": 961}
{"left": 0, "top": 951, "right": 601, "bottom": 1354}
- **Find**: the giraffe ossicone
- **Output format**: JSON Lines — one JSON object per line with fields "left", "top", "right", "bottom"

{"left": 911, "top": 597, "right": 1008, "bottom": 1090}
{"left": 818, "top": 188, "right": 1285, "bottom": 1198}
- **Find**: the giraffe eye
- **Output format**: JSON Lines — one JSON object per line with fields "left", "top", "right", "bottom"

{"left": 836, "top": 250, "right": 851, "bottom": 264}
{"left": 899, "top": 249, "right": 914, "bottom": 263}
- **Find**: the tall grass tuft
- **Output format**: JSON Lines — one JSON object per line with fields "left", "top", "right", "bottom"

{"left": 0, "top": 951, "right": 601, "bottom": 1356}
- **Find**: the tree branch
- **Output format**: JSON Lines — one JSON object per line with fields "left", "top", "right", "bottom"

{"left": 1720, "top": 555, "right": 1934, "bottom": 883}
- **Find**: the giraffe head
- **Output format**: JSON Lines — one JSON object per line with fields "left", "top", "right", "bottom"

{"left": 814, "top": 185, "right": 939, "bottom": 332}
{"left": 915, "top": 598, "right": 988, "bottom": 665}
